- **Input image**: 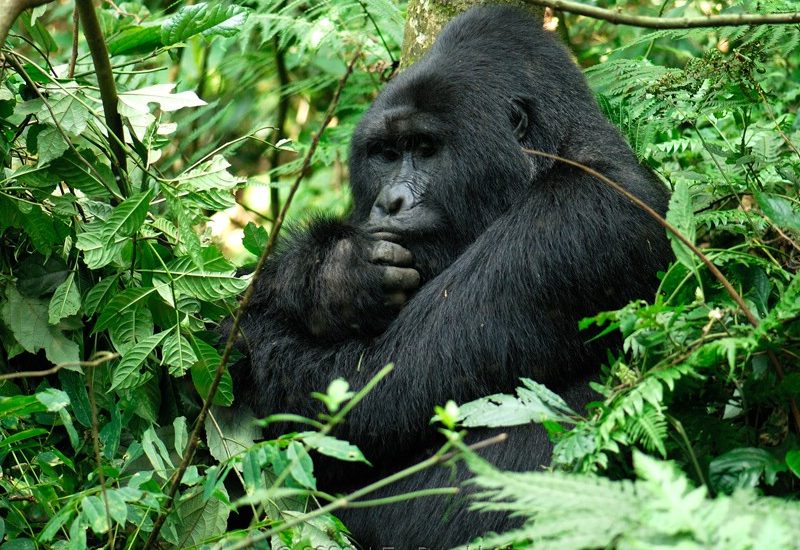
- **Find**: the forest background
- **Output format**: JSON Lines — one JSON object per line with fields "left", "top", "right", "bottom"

{"left": 0, "top": 0, "right": 799, "bottom": 548}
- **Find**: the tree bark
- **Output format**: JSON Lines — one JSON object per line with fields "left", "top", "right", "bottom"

{"left": 0, "top": 0, "right": 56, "bottom": 45}
{"left": 400, "top": 0, "right": 542, "bottom": 67}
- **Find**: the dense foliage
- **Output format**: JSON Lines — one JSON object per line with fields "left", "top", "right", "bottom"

{"left": 0, "top": 0, "right": 798, "bottom": 548}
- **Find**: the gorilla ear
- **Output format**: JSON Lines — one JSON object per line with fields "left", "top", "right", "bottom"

{"left": 510, "top": 97, "right": 532, "bottom": 143}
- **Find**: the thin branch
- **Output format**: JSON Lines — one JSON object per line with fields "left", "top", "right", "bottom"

{"left": 0, "top": 351, "right": 117, "bottom": 381}
{"left": 67, "top": 6, "right": 79, "bottom": 78}
{"left": 75, "top": 0, "right": 129, "bottom": 196}
{"left": 141, "top": 50, "right": 362, "bottom": 550}
{"left": 524, "top": 149, "right": 800, "bottom": 433}
{"left": 524, "top": 0, "right": 800, "bottom": 28}
{"left": 0, "top": 0, "right": 56, "bottom": 45}
{"left": 87, "top": 365, "right": 114, "bottom": 550}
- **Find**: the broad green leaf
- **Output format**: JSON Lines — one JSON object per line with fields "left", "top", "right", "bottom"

{"left": 190, "top": 338, "right": 233, "bottom": 406}
{"left": 142, "top": 425, "right": 175, "bottom": 478}
{"left": 83, "top": 275, "right": 119, "bottom": 316}
{"left": 94, "top": 287, "right": 157, "bottom": 333}
{"left": 67, "top": 517, "right": 86, "bottom": 550}
{"left": 108, "top": 305, "right": 154, "bottom": 354}
{"left": 105, "top": 490, "right": 128, "bottom": 525}
{"left": 170, "top": 155, "right": 245, "bottom": 192}
{"left": 709, "top": 447, "right": 786, "bottom": 494}
{"left": 37, "top": 92, "right": 90, "bottom": 136}
{"left": 162, "top": 331, "right": 198, "bottom": 376}
{"left": 1, "top": 286, "right": 80, "bottom": 365}
{"left": 20, "top": 205, "right": 58, "bottom": 254}
{"left": 81, "top": 495, "right": 109, "bottom": 534}
{"left": 175, "top": 487, "right": 230, "bottom": 548}
{"left": 162, "top": 3, "right": 249, "bottom": 43}
{"left": 75, "top": 222, "right": 127, "bottom": 269}
{"left": 665, "top": 180, "right": 696, "bottom": 270}
{"left": 297, "top": 432, "right": 369, "bottom": 464}
{"left": 99, "top": 404, "right": 122, "bottom": 459}
{"left": 37, "top": 126, "right": 69, "bottom": 165}
{"left": 755, "top": 192, "right": 800, "bottom": 231}
{"left": 459, "top": 378, "right": 577, "bottom": 428}
{"left": 35, "top": 388, "right": 70, "bottom": 411}
{"left": 204, "top": 406, "right": 260, "bottom": 463}
{"left": 174, "top": 416, "right": 188, "bottom": 455}
{"left": 286, "top": 441, "right": 316, "bottom": 489}
{"left": 110, "top": 331, "right": 167, "bottom": 391}
{"left": 16, "top": 253, "right": 68, "bottom": 297}
{"left": 48, "top": 272, "right": 81, "bottom": 324}
{"left": 787, "top": 450, "right": 800, "bottom": 478}
{"left": 153, "top": 255, "right": 249, "bottom": 301}
{"left": 108, "top": 23, "right": 161, "bottom": 56}
{"left": 103, "top": 189, "right": 153, "bottom": 238}
{"left": 242, "top": 222, "right": 268, "bottom": 256}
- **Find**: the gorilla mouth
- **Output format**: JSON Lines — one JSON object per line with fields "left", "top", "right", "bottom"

{"left": 365, "top": 206, "right": 444, "bottom": 238}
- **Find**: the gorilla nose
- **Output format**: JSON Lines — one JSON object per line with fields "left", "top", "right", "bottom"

{"left": 372, "top": 184, "right": 416, "bottom": 218}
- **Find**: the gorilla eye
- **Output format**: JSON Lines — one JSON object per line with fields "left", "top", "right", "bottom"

{"left": 417, "top": 140, "right": 437, "bottom": 158}
{"left": 382, "top": 146, "right": 401, "bottom": 162}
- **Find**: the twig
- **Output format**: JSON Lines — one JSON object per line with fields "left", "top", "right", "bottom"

{"left": 67, "top": 6, "right": 79, "bottom": 78}
{"left": 141, "top": 50, "right": 362, "bottom": 550}
{"left": 524, "top": 0, "right": 800, "bottom": 28}
{"left": 75, "top": 0, "right": 129, "bottom": 196}
{"left": 0, "top": 351, "right": 117, "bottom": 381}
{"left": 87, "top": 364, "right": 114, "bottom": 550}
{"left": 0, "top": 0, "right": 56, "bottom": 45}
{"left": 269, "top": 32, "right": 290, "bottom": 223}
{"left": 524, "top": 149, "right": 800, "bottom": 433}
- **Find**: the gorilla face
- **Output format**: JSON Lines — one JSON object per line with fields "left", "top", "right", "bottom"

{"left": 349, "top": 75, "right": 539, "bottom": 282}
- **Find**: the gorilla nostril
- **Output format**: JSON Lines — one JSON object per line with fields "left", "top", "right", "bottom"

{"left": 387, "top": 195, "right": 405, "bottom": 214}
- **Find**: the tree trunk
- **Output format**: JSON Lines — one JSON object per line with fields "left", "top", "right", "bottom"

{"left": 400, "top": 0, "right": 543, "bottom": 67}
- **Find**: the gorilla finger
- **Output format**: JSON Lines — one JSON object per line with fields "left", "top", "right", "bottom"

{"left": 371, "top": 231, "right": 403, "bottom": 243}
{"left": 383, "top": 267, "right": 420, "bottom": 290}
{"left": 371, "top": 241, "right": 413, "bottom": 266}
{"left": 384, "top": 291, "right": 407, "bottom": 307}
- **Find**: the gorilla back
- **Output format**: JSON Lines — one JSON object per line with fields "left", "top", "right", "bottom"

{"left": 231, "top": 5, "right": 672, "bottom": 548}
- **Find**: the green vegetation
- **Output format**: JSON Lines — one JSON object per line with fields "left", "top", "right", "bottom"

{"left": 1, "top": 0, "right": 798, "bottom": 548}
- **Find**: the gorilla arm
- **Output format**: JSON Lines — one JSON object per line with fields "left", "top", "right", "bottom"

{"left": 234, "top": 173, "right": 665, "bottom": 459}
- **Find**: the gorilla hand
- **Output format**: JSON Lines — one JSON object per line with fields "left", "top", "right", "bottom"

{"left": 308, "top": 232, "right": 420, "bottom": 339}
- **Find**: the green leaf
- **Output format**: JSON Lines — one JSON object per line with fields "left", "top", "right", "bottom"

{"left": 175, "top": 487, "right": 230, "bottom": 548}
{"left": 161, "top": 4, "right": 249, "bottom": 44}
{"left": 94, "top": 287, "right": 157, "bottom": 333}
{"left": 75, "top": 222, "right": 127, "bottom": 269}
{"left": 119, "top": 84, "right": 206, "bottom": 114}
{"left": 204, "top": 406, "right": 260, "bottom": 463}
{"left": 665, "top": 180, "right": 696, "bottom": 270}
{"left": 37, "top": 126, "right": 69, "bottom": 165}
{"left": 108, "top": 304, "right": 154, "bottom": 354}
{"left": 189, "top": 339, "right": 233, "bottom": 406}
{"left": 99, "top": 404, "right": 122, "bottom": 459}
{"left": 709, "top": 447, "right": 786, "bottom": 494}
{"left": 162, "top": 331, "right": 198, "bottom": 376}
{"left": 297, "top": 432, "right": 369, "bottom": 464}
{"left": 1, "top": 286, "right": 80, "bottom": 365}
{"left": 35, "top": 387, "right": 70, "bottom": 411}
{"left": 242, "top": 222, "right": 268, "bottom": 256}
{"left": 459, "top": 378, "right": 577, "bottom": 428}
{"left": 142, "top": 425, "right": 174, "bottom": 478}
{"left": 37, "top": 92, "right": 90, "bottom": 136}
{"left": 170, "top": 155, "right": 245, "bottom": 192}
{"left": 81, "top": 495, "right": 110, "bottom": 534}
{"left": 110, "top": 331, "right": 167, "bottom": 391}
{"left": 755, "top": 192, "right": 800, "bottom": 231}
{"left": 174, "top": 416, "right": 188, "bottom": 455}
{"left": 286, "top": 441, "right": 316, "bottom": 489}
{"left": 103, "top": 189, "right": 153, "bottom": 238}
{"left": 48, "top": 272, "right": 81, "bottom": 324}
{"left": 153, "top": 254, "right": 249, "bottom": 302}
{"left": 84, "top": 275, "right": 119, "bottom": 316}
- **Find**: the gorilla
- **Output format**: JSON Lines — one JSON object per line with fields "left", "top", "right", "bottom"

{"left": 229, "top": 5, "right": 671, "bottom": 548}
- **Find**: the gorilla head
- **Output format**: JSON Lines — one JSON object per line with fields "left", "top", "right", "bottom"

{"left": 347, "top": 8, "right": 606, "bottom": 282}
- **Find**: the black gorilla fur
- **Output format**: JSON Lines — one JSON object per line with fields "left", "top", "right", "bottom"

{"left": 229, "top": 5, "right": 672, "bottom": 548}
